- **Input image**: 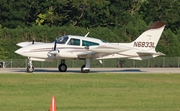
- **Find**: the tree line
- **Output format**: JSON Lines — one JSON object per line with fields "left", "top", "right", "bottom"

{"left": 0, "top": 0, "right": 180, "bottom": 59}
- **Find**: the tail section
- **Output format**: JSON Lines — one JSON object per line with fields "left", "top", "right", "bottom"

{"left": 131, "top": 21, "right": 166, "bottom": 51}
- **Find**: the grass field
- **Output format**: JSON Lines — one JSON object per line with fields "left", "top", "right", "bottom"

{"left": 0, "top": 73, "right": 180, "bottom": 111}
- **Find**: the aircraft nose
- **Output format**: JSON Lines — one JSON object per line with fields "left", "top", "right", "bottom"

{"left": 15, "top": 48, "right": 25, "bottom": 56}
{"left": 15, "top": 49, "right": 21, "bottom": 55}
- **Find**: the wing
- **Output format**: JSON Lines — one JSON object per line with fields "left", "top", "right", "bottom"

{"left": 30, "top": 57, "right": 53, "bottom": 61}
{"left": 78, "top": 44, "right": 131, "bottom": 59}
{"left": 16, "top": 42, "right": 44, "bottom": 47}
{"left": 77, "top": 51, "right": 107, "bottom": 58}
{"left": 85, "top": 44, "right": 130, "bottom": 53}
{"left": 137, "top": 51, "right": 165, "bottom": 56}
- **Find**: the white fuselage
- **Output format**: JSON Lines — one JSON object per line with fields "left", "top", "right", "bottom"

{"left": 15, "top": 26, "right": 165, "bottom": 61}
{"left": 15, "top": 35, "right": 105, "bottom": 60}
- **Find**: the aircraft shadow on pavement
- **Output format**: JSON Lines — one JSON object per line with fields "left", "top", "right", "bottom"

{"left": 90, "top": 69, "right": 143, "bottom": 73}
{"left": 15, "top": 68, "right": 143, "bottom": 73}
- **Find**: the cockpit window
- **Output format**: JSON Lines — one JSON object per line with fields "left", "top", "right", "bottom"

{"left": 68, "top": 38, "right": 80, "bottom": 46}
{"left": 56, "top": 36, "right": 69, "bottom": 44}
{"left": 82, "top": 40, "right": 99, "bottom": 46}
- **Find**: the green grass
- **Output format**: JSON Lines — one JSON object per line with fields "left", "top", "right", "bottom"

{"left": 0, "top": 73, "right": 180, "bottom": 111}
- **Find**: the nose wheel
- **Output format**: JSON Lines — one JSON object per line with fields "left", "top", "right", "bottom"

{"left": 27, "top": 65, "right": 34, "bottom": 73}
{"left": 27, "top": 57, "right": 34, "bottom": 73}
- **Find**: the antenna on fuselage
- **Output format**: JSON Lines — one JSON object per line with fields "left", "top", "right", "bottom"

{"left": 84, "top": 32, "right": 90, "bottom": 37}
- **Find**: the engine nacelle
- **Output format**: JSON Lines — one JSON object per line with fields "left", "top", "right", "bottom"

{"left": 57, "top": 52, "right": 77, "bottom": 58}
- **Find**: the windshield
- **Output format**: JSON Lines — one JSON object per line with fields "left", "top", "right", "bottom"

{"left": 56, "top": 36, "right": 69, "bottom": 44}
{"left": 101, "top": 40, "right": 107, "bottom": 43}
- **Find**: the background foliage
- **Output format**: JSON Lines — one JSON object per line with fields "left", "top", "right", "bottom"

{"left": 0, "top": 0, "right": 180, "bottom": 59}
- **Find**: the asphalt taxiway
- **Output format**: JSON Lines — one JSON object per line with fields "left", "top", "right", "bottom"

{"left": 0, "top": 68, "right": 180, "bottom": 74}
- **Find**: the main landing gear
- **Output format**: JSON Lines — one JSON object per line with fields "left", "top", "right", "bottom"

{"left": 58, "top": 59, "right": 67, "bottom": 72}
{"left": 81, "top": 59, "right": 90, "bottom": 73}
{"left": 58, "top": 59, "right": 90, "bottom": 73}
{"left": 26, "top": 58, "right": 91, "bottom": 73}
{"left": 27, "top": 57, "right": 34, "bottom": 73}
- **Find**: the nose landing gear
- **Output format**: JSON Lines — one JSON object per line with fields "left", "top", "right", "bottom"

{"left": 27, "top": 57, "right": 34, "bottom": 73}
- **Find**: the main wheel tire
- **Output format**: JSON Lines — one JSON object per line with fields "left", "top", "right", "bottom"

{"left": 81, "top": 65, "right": 90, "bottom": 73}
{"left": 58, "top": 64, "right": 67, "bottom": 72}
{"left": 27, "top": 66, "right": 34, "bottom": 73}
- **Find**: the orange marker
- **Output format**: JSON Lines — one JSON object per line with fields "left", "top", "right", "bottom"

{"left": 50, "top": 96, "right": 56, "bottom": 111}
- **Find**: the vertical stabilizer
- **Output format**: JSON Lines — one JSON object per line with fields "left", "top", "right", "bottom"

{"left": 131, "top": 21, "right": 166, "bottom": 51}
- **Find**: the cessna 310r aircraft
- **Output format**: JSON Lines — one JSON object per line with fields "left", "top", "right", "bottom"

{"left": 15, "top": 21, "right": 166, "bottom": 73}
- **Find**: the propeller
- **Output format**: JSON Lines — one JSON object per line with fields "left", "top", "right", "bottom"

{"left": 32, "top": 38, "right": 35, "bottom": 44}
{"left": 48, "top": 39, "right": 59, "bottom": 55}
{"left": 54, "top": 39, "right": 57, "bottom": 51}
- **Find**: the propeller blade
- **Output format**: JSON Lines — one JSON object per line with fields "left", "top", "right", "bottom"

{"left": 48, "top": 39, "right": 59, "bottom": 56}
{"left": 54, "top": 39, "right": 57, "bottom": 50}
{"left": 32, "top": 38, "right": 35, "bottom": 44}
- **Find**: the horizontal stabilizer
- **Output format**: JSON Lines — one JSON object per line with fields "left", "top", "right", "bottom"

{"left": 137, "top": 51, "right": 165, "bottom": 56}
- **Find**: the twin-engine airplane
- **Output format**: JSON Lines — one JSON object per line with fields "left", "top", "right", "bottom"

{"left": 15, "top": 21, "right": 166, "bottom": 73}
